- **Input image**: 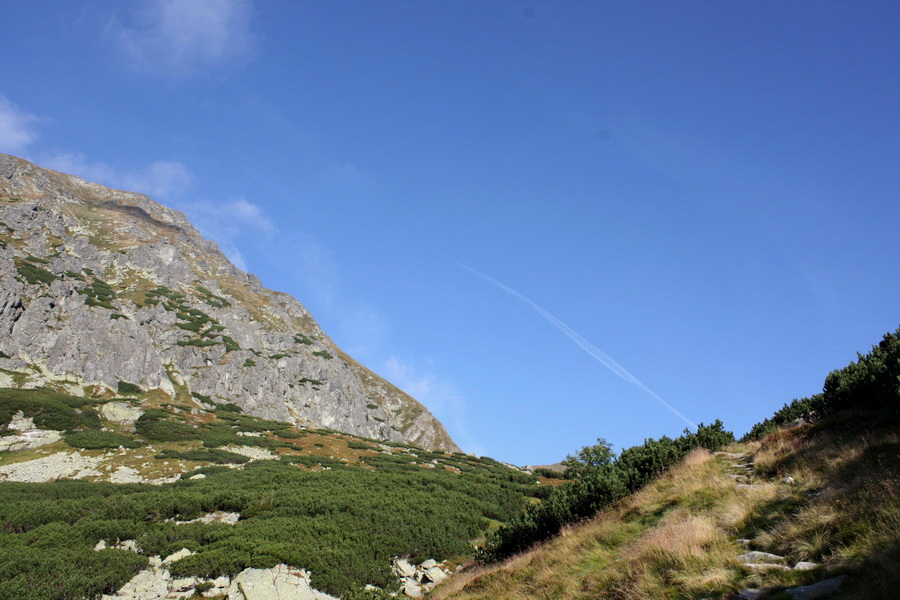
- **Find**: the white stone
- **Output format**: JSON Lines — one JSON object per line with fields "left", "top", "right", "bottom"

{"left": 421, "top": 566, "right": 447, "bottom": 584}
{"left": 420, "top": 559, "right": 438, "bottom": 570}
{"left": 402, "top": 580, "right": 423, "bottom": 598}
{"left": 100, "top": 401, "right": 144, "bottom": 423}
{"left": 226, "top": 564, "right": 338, "bottom": 600}
{"left": 793, "top": 561, "right": 819, "bottom": 571}
{"left": 393, "top": 559, "right": 416, "bottom": 578}
{"left": 163, "top": 548, "right": 194, "bottom": 564}
{"left": 189, "top": 473, "right": 207, "bottom": 480}
{"left": 737, "top": 551, "right": 785, "bottom": 564}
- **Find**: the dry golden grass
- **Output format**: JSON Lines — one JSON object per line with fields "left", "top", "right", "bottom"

{"left": 436, "top": 420, "right": 900, "bottom": 600}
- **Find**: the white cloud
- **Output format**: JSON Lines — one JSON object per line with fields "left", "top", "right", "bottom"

{"left": 384, "top": 357, "right": 485, "bottom": 456}
{"left": 110, "top": 0, "right": 255, "bottom": 75}
{"left": 40, "top": 153, "right": 193, "bottom": 199}
{"left": 0, "top": 95, "right": 39, "bottom": 154}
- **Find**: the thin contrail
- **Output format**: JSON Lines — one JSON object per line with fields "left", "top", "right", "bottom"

{"left": 456, "top": 262, "right": 696, "bottom": 429}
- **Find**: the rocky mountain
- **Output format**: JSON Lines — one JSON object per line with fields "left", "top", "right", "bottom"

{"left": 0, "top": 153, "right": 459, "bottom": 453}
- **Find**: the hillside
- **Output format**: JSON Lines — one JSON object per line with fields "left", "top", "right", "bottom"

{"left": 0, "top": 153, "right": 457, "bottom": 452}
{"left": 0, "top": 385, "right": 547, "bottom": 599}
{"left": 432, "top": 331, "right": 900, "bottom": 600}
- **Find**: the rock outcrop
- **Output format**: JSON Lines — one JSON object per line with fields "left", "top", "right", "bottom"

{"left": 0, "top": 153, "right": 459, "bottom": 452}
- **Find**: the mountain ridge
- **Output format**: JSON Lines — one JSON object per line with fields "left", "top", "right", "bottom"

{"left": 0, "top": 152, "right": 459, "bottom": 453}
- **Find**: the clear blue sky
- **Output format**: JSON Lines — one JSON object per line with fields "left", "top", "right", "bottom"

{"left": 1, "top": 1, "right": 897, "bottom": 465}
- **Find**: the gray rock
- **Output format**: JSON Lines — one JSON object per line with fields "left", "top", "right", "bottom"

{"left": 793, "top": 561, "right": 819, "bottom": 571}
{"left": 737, "top": 551, "right": 785, "bottom": 564}
{"left": 422, "top": 566, "right": 447, "bottom": 584}
{"left": 162, "top": 548, "right": 194, "bottom": 564}
{"left": 402, "top": 580, "right": 424, "bottom": 598}
{"left": 394, "top": 559, "right": 416, "bottom": 578}
{"left": 744, "top": 563, "right": 791, "bottom": 571}
{"left": 786, "top": 576, "right": 846, "bottom": 599}
{"left": 0, "top": 153, "right": 459, "bottom": 453}
{"left": 738, "top": 590, "right": 764, "bottom": 600}
{"left": 226, "top": 564, "right": 337, "bottom": 600}
{"left": 100, "top": 401, "right": 143, "bottom": 423}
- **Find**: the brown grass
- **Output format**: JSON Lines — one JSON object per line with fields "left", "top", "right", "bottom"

{"left": 435, "top": 419, "right": 900, "bottom": 600}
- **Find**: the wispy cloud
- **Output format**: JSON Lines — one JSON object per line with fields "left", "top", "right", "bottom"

{"left": 457, "top": 261, "right": 697, "bottom": 429}
{"left": 0, "top": 95, "right": 39, "bottom": 154}
{"left": 41, "top": 152, "right": 193, "bottom": 199}
{"left": 384, "top": 356, "right": 485, "bottom": 456}
{"left": 108, "top": 0, "right": 255, "bottom": 75}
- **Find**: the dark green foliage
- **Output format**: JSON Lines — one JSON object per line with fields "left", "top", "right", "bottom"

{"left": 313, "top": 350, "right": 333, "bottom": 359}
{"left": 211, "top": 402, "right": 242, "bottom": 413}
{"left": 347, "top": 441, "right": 375, "bottom": 451}
{"left": 216, "top": 412, "right": 291, "bottom": 433}
{"left": 280, "top": 454, "right": 347, "bottom": 469}
{"left": 0, "top": 457, "right": 533, "bottom": 599}
{"left": 135, "top": 409, "right": 198, "bottom": 442}
{"left": 243, "top": 358, "right": 256, "bottom": 367}
{"left": 366, "top": 403, "right": 379, "bottom": 410}
{"left": 63, "top": 269, "right": 85, "bottom": 281}
{"left": 117, "top": 381, "right": 143, "bottom": 395}
{"left": 294, "top": 334, "right": 313, "bottom": 345}
{"left": 110, "top": 313, "right": 128, "bottom": 320}
{"left": 269, "top": 353, "right": 289, "bottom": 360}
{"left": 814, "top": 327, "right": 900, "bottom": 416}
{"left": 176, "top": 338, "right": 218, "bottom": 348}
{"left": 561, "top": 437, "right": 615, "bottom": 479}
{"left": 741, "top": 396, "right": 815, "bottom": 441}
{"left": 196, "top": 286, "right": 231, "bottom": 308}
{"left": 297, "top": 377, "right": 323, "bottom": 387}
{"left": 743, "top": 327, "right": 900, "bottom": 440}
{"left": 221, "top": 336, "right": 240, "bottom": 352}
{"left": 0, "top": 387, "right": 100, "bottom": 432}
{"left": 64, "top": 430, "right": 141, "bottom": 450}
{"left": 481, "top": 421, "right": 734, "bottom": 561}
{"left": 77, "top": 277, "right": 117, "bottom": 309}
{"left": 156, "top": 448, "right": 249, "bottom": 464}
{"left": 191, "top": 391, "right": 212, "bottom": 403}
{"left": 15, "top": 258, "right": 57, "bottom": 285}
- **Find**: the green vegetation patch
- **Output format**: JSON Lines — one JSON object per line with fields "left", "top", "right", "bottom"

{"left": 135, "top": 409, "right": 199, "bottom": 442}
{"left": 196, "top": 286, "right": 231, "bottom": 308}
{"left": 14, "top": 257, "right": 57, "bottom": 286}
{"left": 77, "top": 277, "right": 117, "bottom": 310}
{"left": 313, "top": 350, "right": 333, "bottom": 360}
{"left": 64, "top": 430, "right": 142, "bottom": 450}
{"left": 0, "top": 387, "right": 101, "bottom": 432}
{"left": 117, "top": 381, "right": 142, "bottom": 396}
{"left": 156, "top": 448, "right": 249, "bottom": 465}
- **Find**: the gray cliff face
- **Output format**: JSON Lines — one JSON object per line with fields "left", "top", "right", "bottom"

{"left": 0, "top": 153, "right": 460, "bottom": 453}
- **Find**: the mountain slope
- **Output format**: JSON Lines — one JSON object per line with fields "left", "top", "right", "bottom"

{"left": 0, "top": 153, "right": 458, "bottom": 452}
{"left": 432, "top": 332, "right": 900, "bottom": 600}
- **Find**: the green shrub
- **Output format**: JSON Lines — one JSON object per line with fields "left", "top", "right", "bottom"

{"left": 156, "top": 448, "right": 249, "bottom": 464}
{"left": 0, "top": 388, "right": 99, "bottom": 432}
{"left": 15, "top": 259, "right": 57, "bottom": 285}
{"left": 135, "top": 410, "right": 198, "bottom": 442}
{"left": 117, "top": 381, "right": 142, "bottom": 396}
{"left": 64, "top": 430, "right": 141, "bottom": 450}
{"left": 313, "top": 350, "right": 333, "bottom": 360}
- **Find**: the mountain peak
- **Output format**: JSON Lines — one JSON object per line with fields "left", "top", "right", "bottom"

{"left": 0, "top": 153, "right": 459, "bottom": 453}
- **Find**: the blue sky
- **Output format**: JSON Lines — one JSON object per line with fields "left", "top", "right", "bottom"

{"left": 1, "top": 1, "right": 897, "bottom": 465}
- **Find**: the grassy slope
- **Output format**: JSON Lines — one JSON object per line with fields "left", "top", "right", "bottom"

{"left": 435, "top": 410, "right": 899, "bottom": 600}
